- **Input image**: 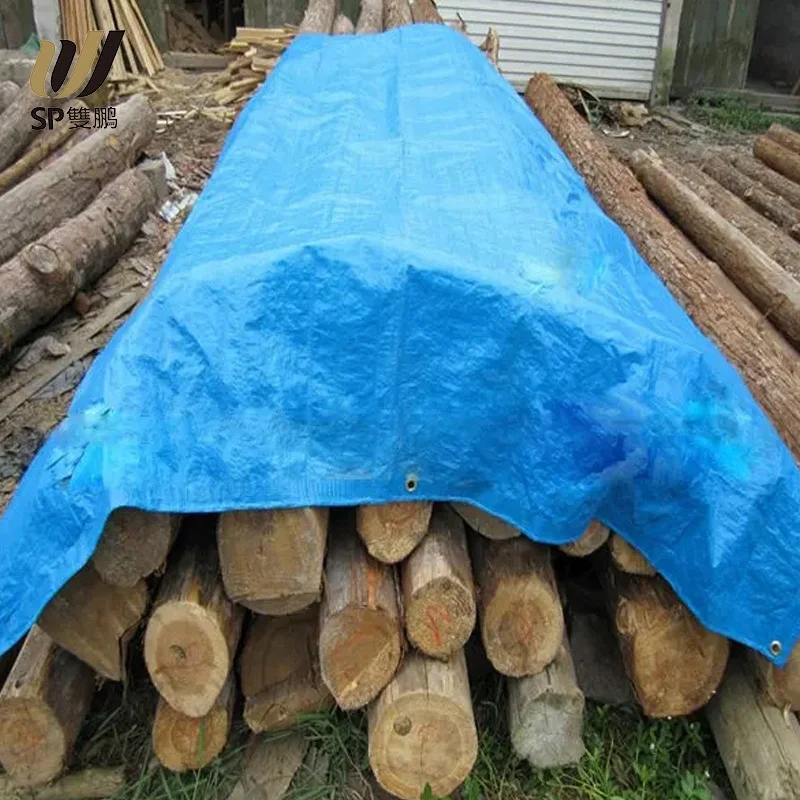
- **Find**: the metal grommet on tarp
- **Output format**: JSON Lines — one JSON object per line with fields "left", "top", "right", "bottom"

{"left": 770, "top": 640, "right": 782, "bottom": 657}
{"left": 405, "top": 474, "right": 418, "bottom": 493}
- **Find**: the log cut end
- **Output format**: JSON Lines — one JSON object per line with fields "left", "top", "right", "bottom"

{"left": 451, "top": 503, "right": 520, "bottom": 540}
{"left": 751, "top": 643, "right": 800, "bottom": 711}
{"left": 218, "top": 508, "right": 328, "bottom": 615}
{"left": 320, "top": 605, "right": 402, "bottom": 710}
{"left": 0, "top": 698, "right": 67, "bottom": 786}
{"left": 369, "top": 651, "right": 477, "bottom": 800}
{"left": 559, "top": 520, "right": 610, "bottom": 557}
{"left": 614, "top": 576, "right": 729, "bottom": 717}
{"left": 609, "top": 535, "right": 656, "bottom": 576}
{"left": 92, "top": 509, "right": 179, "bottom": 587}
{"left": 356, "top": 501, "right": 432, "bottom": 563}
{"left": 145, "top": 601, "right": 232, "bottom": 718}
{"left": 153, "top": 677, "right": 234, "bottom": 772}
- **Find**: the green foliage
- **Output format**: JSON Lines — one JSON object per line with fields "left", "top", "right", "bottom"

{"left": 688, "top": 97, "right": 800, "bottom": 133}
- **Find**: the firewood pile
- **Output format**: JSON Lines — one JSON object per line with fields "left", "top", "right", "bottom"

{"left": 166, "top": 5, "right": 222, "bottom": 53}
{"left": 0, "top": 85, "right": 162, "bottom": 362}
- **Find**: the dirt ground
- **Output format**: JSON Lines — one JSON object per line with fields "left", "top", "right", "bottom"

{"left": 0, "top": 75, "right": 767, "bottom": 517}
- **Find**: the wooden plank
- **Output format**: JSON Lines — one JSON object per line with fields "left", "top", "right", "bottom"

{"left": 127, "top": 0, "right": 165, "bottom": 70}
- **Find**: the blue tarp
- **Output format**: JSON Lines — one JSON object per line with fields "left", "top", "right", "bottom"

{"left": 1, "top": 24, "right": 799, "bottom": 664}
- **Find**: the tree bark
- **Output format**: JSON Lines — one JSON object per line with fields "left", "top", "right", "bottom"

{"left": 730, "top": 152, "right": 800, "bottom": 211}
{"left": 749, "top": 643, "right": 800, "bottom": 711}
{"left": 755, "top": 136, "right": 800, "bottom": 186}
{"left": 368, "top": 649, "right": 477, "bottom": 800}
{"left": 523, "top": 74, "right": 800, "bottom": 462}
{"left": 609, "top": 534, "right": 656, "bottom": 576}
{"left": 701, "top": 155, "right": 800, "bottom": 240}
{"left": 0, "top": 767, "right": 125, "bottom": 800}
{"left": 153, "top": 673, "right": 235, "bottom": 772}
{"left": 299, "top": 0, "right": 336, "bottom": 33}
{"left": 0, "top": 102, "right": 84, "bottom": 195}
{"left": 507, "top": 637, "right": 585, "bottom": 768}
{"left": 451, "top": 503, "right": 520, "bottom": 540}
{"left": 630, "top": 150, "right": 800, "bottom": 349}
{"left": 0, "top": 166, "right": 160, "bottom": 359}
{"left": 766, "top": 123, "right": 800, "bottom": 157}
{"left": 0, "top": 627, "right": 94, "bottom": 787}
{"left": 355, "top": 0, "right": 383, "bottom": 32}
{"left": 558, "top": 520, "right": 609, "bottom": 557}
{"left": 356, "top": 501, "right": 432, "bottom": 563}
{"left": 657, "top": 154, "right": 800, "bottom": 277}
{"left": 319, "top": 511, "right": 403, "bottom": 709}
{"left": 240, "top": 606, "right": 334, "bottom": 733}
{"left": 470, "top": 534, "right": 563, "bottom": 677}
{"left": 410, "top": 0, "right": 443, "bottom": 24}
{"left": 0, "top": 82, "right": 18, "bottom": 115}
{"left": 37, "top": 564, "right": 148, "bottom": 681}
{"left": 145, "top": 518, "right": 244, "bottom": 717}
{"left": 217, "top": 508, "right": 328, "bottom": 614}
{"left": 0, "top": 86, "right": 57, "bottom": 173}
{"left": 332, "top": 13, "right": 354, "bottom": 33}
{"left": 92, "top": 509, "right": 180, "bottom": 588}
{"left": 384, "top": 0, "right": 412, "bottom": 29}
{"left": 606, "top": 569, "right": 730, "bottom": 717}
{"left": 0, "top": 93, "right": 156, "bottom": 265}
{"left": 707, "top": 655, "right": 800, "bottom": 800}
{"left": 401, "top": 505, "right": 476, "bottom": 659}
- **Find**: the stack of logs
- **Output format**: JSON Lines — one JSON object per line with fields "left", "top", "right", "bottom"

{"left": 4, "top": 495, "right": 794, "bottom": 798}
{"left": 0, "top": 85, "right": 161, "bottom": 360}
{"left": 525, "top": 75, "right": 800, "bottom": 800}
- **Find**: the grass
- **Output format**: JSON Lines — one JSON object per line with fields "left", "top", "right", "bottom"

{"left": 687, "top": 97, "right": 800, "bottom": 133}
{"left": 71, "top": 666, "right": 730, "bottom": 800}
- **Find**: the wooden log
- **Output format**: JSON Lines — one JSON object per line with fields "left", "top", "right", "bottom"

{"left": 384, "top": 0, "right": 412, "bottom": 29}
{"left": 37, "top": 564, "right": 148, "bottom": 680}
{"left": 0, "top": 102, "right": 85, "bottom": 195}
{"left": 629, "top": 150, "right": 800, "bottom": 349}
{"left": 730, "top": 153, "right": 800, "bottom": 210}
{"left": 332, "top": 13, "right": 354, "bottom": 33}
{"left": 299, "top": 0, "right": 336, "bottom": 33}
{"left": 701, "top": 155, "right": 800, "bottom": 240}
{"left": 217, "top": 508, "right": 328, "bottom": 615}
{"left": 558, "top": 520, "right": 609, "bottom": 557}
{"left": 0, "top": 93, "right": 156, "bottom": 265}
{"left": 92, "top": 509, "right": 179, "bottom": 588}
{"left": 766, "top": 123, "right": 800, "bottom": 157}
{"left": 450, "top": 503, "right": 520, "bottom": 540}
{"left": 606, "top": 570, "right": 729, "bottom": 717}
{"left": 609, "top": 534, "right": 656, "bottom": 576}
{"left": 153, "top": 673, "right": 235, "bottom": 772}
{"left": 470, "top": 534, "right": 563, "bottom": 677}
{"left": 0, "top": 166, "right": 160, "bottom": 359}
{"left": 0, "top": 627, "right": 94, "bottom": 787}
{"left": 401, "top": 505, "right": 476, "bottom": 659}
{"left": 319, "top": 512, "right": 403, "bottom": 709}
{"left": 755, "top": 136, "right": 800, "bottom": 186}
{"left": 240, "top": 607, "right": 334, "bottom": 733}
{"left": 0, "top": 766, "right": 125, "bottom": 800}
{"left": 749, "top": 643, "right": 800, "bottom": 711}
{"left": 145, "top": 518, "right": 245, "bottom": 717}
{"left": 658, "top": 155, "right": 800, "bottom": 276}
{"left": 0, "top": 81, "right": 18, "bottom": 115}
{"left": 226, "top": 732, "right": 308, "bottom": 800}
{"left": 355, "top": 0, "right": 383, "bottom": 32}
{"left": 410, "top": 0, "right": 443, "bottom": 24}
{"left": 356, "top": 501, "right": 431, "bottom": 563}
{"left": 507, "top": 637, "right": 585, "bottom": 768}
{"left": 368, "top": 649, "right": 477, "bottom": 800}
{"left": 523, "top": 74, "right": 800, "bottom": 462}
{"left": 0, "top": 86, "right": 56, "bottom": 173}
{"left": 707, "top": 655, "right": 800, "bottom": 800}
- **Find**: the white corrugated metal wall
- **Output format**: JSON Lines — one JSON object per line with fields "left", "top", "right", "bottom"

{"left": 434, "top": 0, "right": 665, "bottom": 99}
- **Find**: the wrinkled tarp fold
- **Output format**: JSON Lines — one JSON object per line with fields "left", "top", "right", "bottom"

{"left": 1, "top": 25, "right": 799, "bottom": 664}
